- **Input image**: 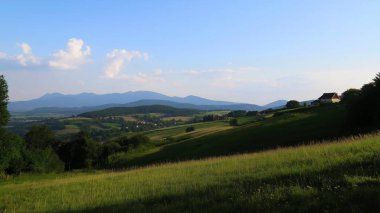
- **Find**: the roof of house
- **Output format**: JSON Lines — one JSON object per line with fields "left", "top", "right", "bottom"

{"left": 318, "top": 93, "right": 339, "bottom": 100}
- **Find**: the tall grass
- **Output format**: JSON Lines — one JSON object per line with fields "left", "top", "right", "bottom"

{"left": 1, "top": 133, "right": 380, "bottom": 212}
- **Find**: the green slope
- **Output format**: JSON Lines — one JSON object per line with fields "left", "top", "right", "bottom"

{"left": 1, "top": 133, "right": 380, "bottom": 212}
{"left": 110, "top": 105, "right": 350, "bottom": 167}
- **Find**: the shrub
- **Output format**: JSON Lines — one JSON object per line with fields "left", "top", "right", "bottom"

{"left": 100, "top": 142, "right": 121, "bottom": 160}
{"left": 66, "top": 131, "right": 101, "bottom": 169}
{"left": 25, "top": 125, "right": 55, "bottom": 149}
{"left": 129, "top": 135, "right": 149, "bottom": 147}
{"left": 286, "top": 100, "right": 300, "bottom": 109}
{"left": 229, "top": 118, "right": 238, "bottom": 126}
{"left": 186, "top": 126, "right": 195, "bottom": 132}
{"left": 246, "top": 111, "right": 258, "bottom": 116}
{"left": 23, "top": 148, "right": 64, "bottom": 173}
{"left": 115, "top": 134, "right": 150, "bottom": 150}
{"left": 342, "top": 88, "right": 361, "bottom": 104}
{"left": 227, "top": 110, "right": 247, "bottom": 118}
{"left": 0, "top": 130, "right": 24, "bottom": 175}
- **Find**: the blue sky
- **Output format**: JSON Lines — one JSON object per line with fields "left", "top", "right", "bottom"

{"left": 0, "top": 0, "right": 379, "bottom": 104}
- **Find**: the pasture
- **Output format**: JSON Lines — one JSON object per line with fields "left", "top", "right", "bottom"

{"left": 1, "top": 133, "right": 379, "bottom": 212}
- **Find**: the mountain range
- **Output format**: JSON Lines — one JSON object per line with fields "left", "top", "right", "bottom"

{"left": 9, "top": 91, "right": 288, "bottom": 114}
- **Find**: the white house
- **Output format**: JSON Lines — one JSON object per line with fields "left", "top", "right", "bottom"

{"left": 318, "top": 93, "right": 341, "bottom": 103}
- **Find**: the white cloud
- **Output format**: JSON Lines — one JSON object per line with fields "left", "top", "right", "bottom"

{"left": 105, "top": 49, "right": 149, "bottom": 79}
{"left": 16, "top": 43, "right": 40, "bottom": 66}
{"left": 49, "top": 38, "right": 91, "bottom": 70}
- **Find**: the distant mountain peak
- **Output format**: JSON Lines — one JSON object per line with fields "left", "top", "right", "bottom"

{"left": 262, "top": 100, "right": 288, "bottom": 109}
{"left": 9, "top": 91, "right": 289, "bottom": 113}
{"left": 9, "top": 91, "right": 260, "bottom": 112}
{"left": 41, "top": 92, "right": 65, "bottom": 98}
{"left": 184, "top": 95, "right": 205, "bottom": 100}
{"left": 78, "top": 92, "right": 96, "bottom": 95}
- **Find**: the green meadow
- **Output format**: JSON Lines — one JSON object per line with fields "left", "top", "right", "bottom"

{"left": 3, "top": 104, "right": 379, "bottom": 212}
{"left": 1, "top": 133, "right": 379, "bottom": 212}
{"left": 107, "top": 105, "right": 351, "bottom": 168}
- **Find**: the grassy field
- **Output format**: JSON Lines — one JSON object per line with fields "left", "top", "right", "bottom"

{"left": 9, "top": 108, "right": 234, "bottom": 140}
{"left": 143, "top": 120, "right": 233, "bottom": 141}
{"left": 108, "top": 105, "right": 350, "bottom": 168}
{"left": 106, "top": 116, "right": 259, "bottom": 167}
{"left": 1, "top": 133, "right": 380, "bottom": 212}
{"left": 160, "top": 116, "right": 193, "bottom": 121}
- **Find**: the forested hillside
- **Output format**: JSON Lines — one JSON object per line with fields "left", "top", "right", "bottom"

{"left": 79, "top": 105, "right": 201, "bottom": 118}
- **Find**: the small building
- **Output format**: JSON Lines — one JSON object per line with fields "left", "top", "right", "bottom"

{"left": 318, "top": 93, "right": 341, "bottom": 103}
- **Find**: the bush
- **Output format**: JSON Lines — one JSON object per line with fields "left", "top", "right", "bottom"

{"left": 342, "top": 88, "right": 361, "bottom": 104}
{"left": 23, "top": 148, "right": 64, "bottom": 173}
{"left": 129, "top": 135, "right": 149, "bottom": 147}
{"left": 164, "top": 136, "right": 176, "bottom": 143}
{"left": 246, "top": 111, "right": 258, "bottom": 116}
{"left": 0, "top": 130, "right": 24, "bottom": 175}
{"left": 227, "top": 110, "right": 247, "bottom": 118}
{"left": 115, "top": 134, "right": 150, "bottom": 150}
{"left": 286, "top": 100, "right": 300, "bottom": 109}
{"left": 229, "top": 118, "right": 238, "bottom": 126}
{"left": 186, "top": 126, "right": 195, "bottom": 132}
{"left": 25, "top": 125, "right": 55, "bottom": 149}
{"left": 62, "top": 131, "right": 102, "bottom": 169}
{"left": 100, "top": 142, "right": 121, "bottom": 161}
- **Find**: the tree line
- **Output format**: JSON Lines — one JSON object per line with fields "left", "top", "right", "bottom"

{"left": 0, "top": 75, "right": 150, "bottom": 176}
{"left": 342, "top": 73, "right": 380, "bottom": 130}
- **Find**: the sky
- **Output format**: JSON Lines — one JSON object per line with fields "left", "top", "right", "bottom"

{"left": 0, "top": 0, "right": 379, "bottom": 105}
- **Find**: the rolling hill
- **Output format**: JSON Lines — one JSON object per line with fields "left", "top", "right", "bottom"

{"left": 107, "top": 104, "right": 350, "bottom": 168}
{"left": 78, "top": 105, "right": 202, "bottom": 118}
{"left": 1, "top": 132, "right": 379, "bottom": 212}
{"left": 262, "top": 99, "right": 287, "bottom": 109}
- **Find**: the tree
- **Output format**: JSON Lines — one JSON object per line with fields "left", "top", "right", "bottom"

{"left": 342, "top": 88, "right": 361, "bottom": 104}
{"left": 229, "top": 118, "right": 238, "bottom": 126}
{"left": 99, "top": 142, "right": 121, "bottom": 162}
{"left": 23, "top": 147, "right": 64, "bottom": 173}
{"left": 227, "top": 110, "right": 247, "bottom": 118}
{"left": 246, "top": 111, "right": 258, "bottom": 116}
{"left": 115, "top": 134, "right": 150, "bottom": 151}
{"left": 0, "top": 75, "right": 9, "bottom": 127}
{"left": 25, "top": 125, "right": 55, "bottom": 149}
{"left": 129, "top": 135, "right": 149, "bottom": 147}
{"left": 23, "top": 125, "right": 64, "bottom": 172}
{"left": 0, "top": 130, "right": 25, "bottom": 175}
{"left": 0, "top": 76, "right": 25, "bottom": 175}
{"left": 286, "top": 100, "right": 300, "bottom": 109}
{"left": 69, "top": 131, "right": 101, "bottom": 169}
{"left": 346, "top": 72, "right": 380, "bottom": 128}
{"left": 374, "top": 72, "right": 380, "bottom": 88}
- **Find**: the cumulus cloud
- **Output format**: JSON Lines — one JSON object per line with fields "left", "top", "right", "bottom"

{"left": 49, "top": 38, "right": 91, "bottom": 70}
{"left": 16, "top": 43, "right": 40, "bottom": 66}
{"left": 105, "top": 49, "right": 149, "bottom": 79}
